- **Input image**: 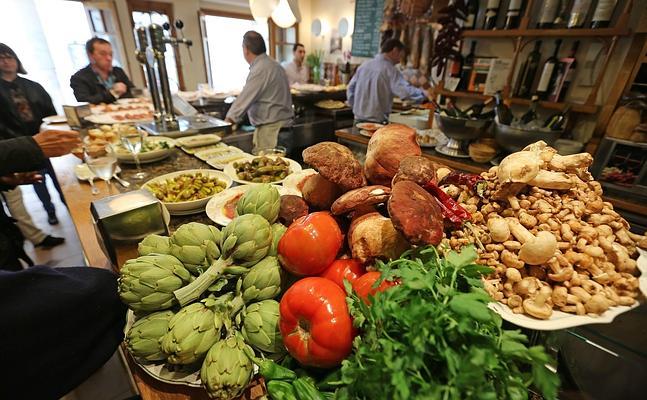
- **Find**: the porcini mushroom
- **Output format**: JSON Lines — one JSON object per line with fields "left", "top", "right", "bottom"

{"left": 331, "top": 185, "right": 391, "bottom": 216}
{"left": 348, "top": 212, "right": 411, "bottom": 263}
{"left": 388, "top": 181, "right": 444, "bottom": 245}
{"left": 506, "top": 218, "right": 558, "bottom": 265}
{"left": 302, "top": 142, "right": 366, "bottom": 191}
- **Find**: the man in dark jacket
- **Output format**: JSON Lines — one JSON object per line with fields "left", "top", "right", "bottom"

{"left": 70, "top": 37, "right": 134, "bottom": 104}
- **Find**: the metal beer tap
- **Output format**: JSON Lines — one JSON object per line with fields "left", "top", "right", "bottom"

{"left": 135, "top": 26, "right": 163, "bottom": 124}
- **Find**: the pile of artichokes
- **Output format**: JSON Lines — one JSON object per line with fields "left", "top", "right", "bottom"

{"left": 120, "top": 184, "right": 288, "bottom": 399}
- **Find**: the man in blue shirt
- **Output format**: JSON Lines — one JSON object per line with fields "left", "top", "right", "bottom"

{"left": 347, "top": 39, "right": 428, "bottom": 123}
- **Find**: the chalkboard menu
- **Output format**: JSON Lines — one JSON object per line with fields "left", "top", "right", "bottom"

{"left": 351, "top": 0, "right": 385, "bottom": 57}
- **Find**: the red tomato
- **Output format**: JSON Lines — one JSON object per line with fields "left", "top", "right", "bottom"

{"left": 279, "top": 277, "right": 355, "bottom": 368}
{"left": 278, "top": 212, "right": 343, "bottom": 276}
{"left": 319, "top": 259, "right": 365, "bottom": 290}
{"left": 352, "top": 271, "right": 398, "bottom": 303}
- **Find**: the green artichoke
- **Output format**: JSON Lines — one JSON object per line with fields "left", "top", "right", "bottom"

{"left": 174, "top": 214, "right": 272, "bottom": 306}
{"left": 241, "top": 299, "right": 284, "bottom": 353}
{"left": 241, "top": 256, "right": 282, "bottom": 303}
{"left": 138, "top": 234, "right": 172, "bottom": 256}
{"left": 170, "top": 222, "right": 222, "bottom": 275}
{"left": 119, "top": 254, "right": 191, "bottom": 311}
{"left": 201, "top": 333, "right": 254, "bottom": 399}
{"left": 268, "top": 223, "right": 287, "bottom": 257}
{"left": 161, "top": 297, "right": 225, "bottom": 365}
{"left": 235, "top": 183, "right": 280, "bottom": 223}
{"left": 126, "top": 310, "right": 174, "bottom": 362}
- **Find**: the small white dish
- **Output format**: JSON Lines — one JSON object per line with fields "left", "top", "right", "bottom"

{"left": 282, "top": 169, "right": 316, "bottom": 195}
{"left": 175, "top": 134, "right": 221, "bottom": 148}
{"left": 223, "top": 155, "right": 302, "bottom": 185}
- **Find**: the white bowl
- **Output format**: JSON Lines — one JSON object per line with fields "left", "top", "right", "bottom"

{"left": 110, "top": 137, "right": 176, "bottom": 164}
{"left": 223, "top": 155, "right": 302, "bottom": 185}
{"left": 143, "top": 169, "right": 232, "bottom": 215}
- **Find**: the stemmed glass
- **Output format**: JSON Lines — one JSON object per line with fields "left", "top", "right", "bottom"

{"left": 84, "top": 145, "right": 118, "bottom": 194}
{"left": 121, "top": 128, "right": 147, "bottom": 180}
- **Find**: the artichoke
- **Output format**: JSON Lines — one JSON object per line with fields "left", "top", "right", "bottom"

{"left": 161, "top": 297, "right": 226, "bottom": 365}
{"left": 126, "top": 310, "right": 175, "bottom": 362}
{"left": 170, "top": 222, "right": 221, "bottom": 275}
{"left": 119, "top": 254, "right": 191, "bottom": 311}
{"left": 138, "top": 234, "right": 172, "bottom": 256}
{"left": 174, "top": 214, "right": 272, "bottom": 306}
{"left": 235, "top": 183, "right": 280, "bottom": 223}
{"left": 241, "top": 256, "right": 282, "bottom": 303}
{"left": 268, "top": 223, "right": 287, "bottom": 257}
{"left": 241, "top": 299, "right": 284, "bottom": 353}
{"left": 201, "top": 333, "right": 254, "bottom": 399}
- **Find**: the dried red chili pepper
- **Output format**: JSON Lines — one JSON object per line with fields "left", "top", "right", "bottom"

{"left": 440, "top": 171, "right": 487, "bottom": 197}
{"left": 423, "top": 181, "right": 472, "bottom": 223}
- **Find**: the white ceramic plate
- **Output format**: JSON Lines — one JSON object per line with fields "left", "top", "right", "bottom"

{"left": 223, "top": 155, "right": 302, "bottom": 185}
{"left": 489, "top": 250, "right": 646, "bottom": 331}
{"left": 206, "top": 152, "right": 253, "bottom": 170}
{"left": 85, "top": 110, "right": 154, "bottom": 124}
{"left": 205, "top": 184, "right": 299, "bottom": 226}
{"left": 356, "top": 122, "right": 384, "bottom": 131}
{"left": 194, "top": 146, "right": 242, "bottom": 161}
{"left": 42, "top": 115, "right": 67, "bottom": 124}
{"left": 143, "top": 169, "right": 232, "bottom": 215}
{"left": 180, "top": 143, "right": 228, "bottom": 155}
{"left": 282, "top": 169, "right": 316, "bottom": 195}
{"left": 109, "top": 137, "right": 176, "bottom": 164}
{"left": 175, "top": 134, "right": 221, "bottom": 148}
{"left": 359, "top": 129, "right": 374, "bottom": 138}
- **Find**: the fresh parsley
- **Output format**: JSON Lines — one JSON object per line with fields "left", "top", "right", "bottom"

{"left": 338, "top": 246, "right": 559, "bottom": 400}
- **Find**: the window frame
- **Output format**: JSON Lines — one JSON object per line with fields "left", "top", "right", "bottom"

{"left": 126, "top": 0, "right": 186, "bottom": 90}
{"left": 268, "top": 20, "right": 299, "bottom": 62}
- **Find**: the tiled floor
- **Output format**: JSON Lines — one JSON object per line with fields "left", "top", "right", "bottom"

{"left": 10, "top": 178, "right": 85, "bottom": 268}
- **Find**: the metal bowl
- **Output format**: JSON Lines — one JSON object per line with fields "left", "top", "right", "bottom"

{"left": 434, "top": 113, "right": 492, "bottom": 141}
{"left": 494, "top": 121, "right": 562, "bottom": 153}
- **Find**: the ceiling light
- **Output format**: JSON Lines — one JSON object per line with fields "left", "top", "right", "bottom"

{"left": 271, "top": 0, "right": 299, "bottom": 28}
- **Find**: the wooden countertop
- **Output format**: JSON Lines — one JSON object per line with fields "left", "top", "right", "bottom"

{"left": 51, "top": 144, "right": 262, "bottom": 399}
{"left": 335, "top": 128, "right": 647, "bottom": 216}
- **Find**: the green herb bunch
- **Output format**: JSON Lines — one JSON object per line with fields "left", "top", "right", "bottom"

{"left": 305, "top": 50, "right": 324, "bottom": 69}
{"left": 338, "top": 246, "right": 559, "bottom": 400}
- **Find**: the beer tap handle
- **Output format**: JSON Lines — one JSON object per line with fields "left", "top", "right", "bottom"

{"left": 175, "top": 19, "right": 193, "bottom": 62}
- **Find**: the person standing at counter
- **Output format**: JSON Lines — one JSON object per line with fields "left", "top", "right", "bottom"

{"left": 70, "top": 37, "right": 134, "bottom": 104}
{"left": 0, "top": 43, "right": 66, "bottom": 247}
{"left": 283, "top": 43, "right": 308, "bottom": 85}
{"left": 225, "top": 31, "right": 293, "bottom": 152}
{"left": 347, "top": 38, "right": 428, "bottom": 123}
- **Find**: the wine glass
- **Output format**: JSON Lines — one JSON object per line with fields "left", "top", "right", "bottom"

{"left": 84, "top": 145, "right": 118, "bottom": 194}
{"left": 120, "top": 128, "right": 147, "bottom": 180}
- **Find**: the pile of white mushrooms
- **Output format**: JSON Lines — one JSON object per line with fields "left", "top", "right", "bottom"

{"left": 444, "top": 141, "right": 645, "bottom": 319}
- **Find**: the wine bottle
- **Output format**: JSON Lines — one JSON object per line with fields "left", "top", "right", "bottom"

{"left": 557, "top": 41, "right": 579, "bottom": 101}
{"left": 448, "top": 52, "right": 463, "bottom": 79}
{"left": 483, "top": 0, "right": 501, "bottom": 30}
{"left": 591, "top": 0, "right": 618, "bottom": 28}
{"left": 536, "top": 39, "right": 562, "bottom": 100}
{"left": 553, "top": 0, "right": 572, "bottom": 28}
{"left": 519, "top": 95, "right": 539, "bottom": 124}
{"left": 464, "top": 103, "right": 485, "bottom": 118}
{"left": 537, "top": 0, "right": 560, "bottom": 28}
{"left": 445, "top": 99, "right": 465, "bottom": 118}
{"left": 464, "top": 0, "right": 479, "bottom": 29}
{"left": 514, "top": 40, "right": 542, "bottom": 98}
{"left": 504, "top": 0, "right": 524, "bottom": 29}
{"left": 494, "top": 91, "right": 513, "bottom": 124}
{"left": 568, "top": 0, "right": 592, "bottom": 28}
{"left": 458, "top": 41, "right": 477, "bottom": 91}
{"left": 545, "top": 105, "right": 571, "bottom": 130}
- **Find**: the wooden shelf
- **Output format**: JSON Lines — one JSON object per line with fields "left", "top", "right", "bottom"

{"left": 462, "top": 27, "right": 631, "bottom": 38}
{"left": 435, "top": 89, "right": 598, "bottom": 114}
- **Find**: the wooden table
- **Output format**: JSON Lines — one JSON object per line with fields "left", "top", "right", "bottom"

{"left": 51, "top": 143, "right": 263, "bottom": 399}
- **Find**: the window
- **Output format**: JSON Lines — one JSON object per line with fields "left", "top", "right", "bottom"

{"left": 200, "top": 11, "right": 269, "bottom": 93}
{"left": 270, "top": 22, "right": 298, "bottom": 64}
{"left": 0, "top": 0, "right": 126, "bottom": 109}
{"left": 127, "top": 0, "right": 184, "bottom": 91}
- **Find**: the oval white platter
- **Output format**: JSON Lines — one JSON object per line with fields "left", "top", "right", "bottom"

{"left": 489, "top": 250, "right": 646, "bottom": 331}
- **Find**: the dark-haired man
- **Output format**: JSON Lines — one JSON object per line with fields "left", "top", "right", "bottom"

{"left": 347, "top": 38, "right": 428, "bottom": 123}
{"left": 225, "top": 31, "right": 293, "bottom": 152}
{"left": 70, "top": 37, "right": 134, "bottom": 104}
{"left": 283, "top": 43, "right": 308, "bottom": 85}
